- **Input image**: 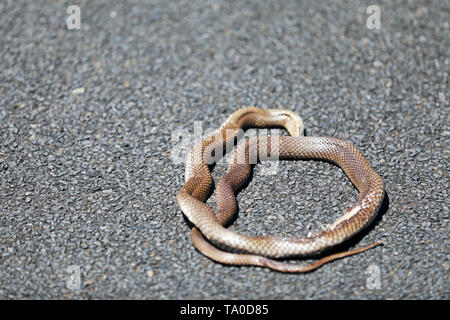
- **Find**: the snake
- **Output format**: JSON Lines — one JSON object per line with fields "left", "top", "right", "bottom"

{"left": 176, "top": 107, "right": 384, "bottom": 272}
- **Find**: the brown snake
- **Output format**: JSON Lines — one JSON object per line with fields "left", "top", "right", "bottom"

{"left": 176, "top": 107, "right": 384, "bottom": 272}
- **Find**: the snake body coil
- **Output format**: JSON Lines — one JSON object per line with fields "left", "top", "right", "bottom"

{"left": 176, "top": 107, "right": 384, "bottom": 272}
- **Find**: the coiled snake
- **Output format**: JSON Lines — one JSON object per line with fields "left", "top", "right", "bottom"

{"left": 176, "top": 107, "right": 384, "bottom": 272}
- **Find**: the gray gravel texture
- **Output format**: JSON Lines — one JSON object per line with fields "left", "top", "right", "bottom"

{"left": 0, "top": 0, "right": 448, "bottom": 299}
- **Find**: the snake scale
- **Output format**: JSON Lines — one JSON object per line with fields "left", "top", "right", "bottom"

{"left": 176, "top": 107, "right": 384, "bottom": 272}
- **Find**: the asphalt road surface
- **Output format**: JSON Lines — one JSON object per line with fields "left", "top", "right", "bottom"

{"left": 0, "top": 0, "right": 448, "bottom": 299}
